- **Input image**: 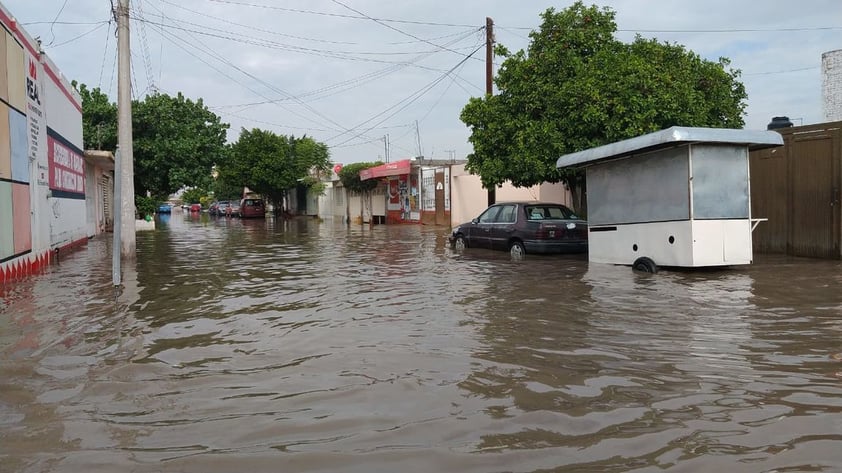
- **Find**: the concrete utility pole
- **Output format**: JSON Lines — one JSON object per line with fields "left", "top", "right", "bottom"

{"left": 486, "top": 17, "right": 496, "bottom": 206}
{"left": 116, "top": 0, "right": 136, "bottom": 257}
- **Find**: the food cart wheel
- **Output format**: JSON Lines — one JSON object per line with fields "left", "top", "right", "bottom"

{"left": 632, "top": 257, "right": 658, "bottom": 274}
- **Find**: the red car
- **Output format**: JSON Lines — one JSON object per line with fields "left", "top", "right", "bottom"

{"left": 189, "top": 203, "right": 202, "bottom": 213}
{"left": 239, "top": 198, "right": 265, "bottom": 218}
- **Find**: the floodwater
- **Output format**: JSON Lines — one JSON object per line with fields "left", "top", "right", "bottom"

{"left": 1, "top": 213, "right": 842, "bottom": 473}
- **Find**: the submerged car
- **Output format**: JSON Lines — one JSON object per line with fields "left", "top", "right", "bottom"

{"left": 449, "top": 201, "right": 587, "bottom": 257}
{"left": 239, "top": 198, "right": 265, "bottom": 218}
{"left": 157, "top": 203, "right": 172, "bottom": 214}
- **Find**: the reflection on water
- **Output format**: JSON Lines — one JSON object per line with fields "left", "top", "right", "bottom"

{"left": 2, "top": 216, "right": 842, "bottom": 472}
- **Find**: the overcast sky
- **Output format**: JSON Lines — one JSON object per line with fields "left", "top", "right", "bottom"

{"left": 4, "top": 0, "right": 841, "bottom": 164}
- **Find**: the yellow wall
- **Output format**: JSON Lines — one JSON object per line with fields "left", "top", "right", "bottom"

{"left": 0, "top": 31, "right": 8, "bottom": 103}
{"left": 5, "top": 31, "right": 24, "bottom": 112}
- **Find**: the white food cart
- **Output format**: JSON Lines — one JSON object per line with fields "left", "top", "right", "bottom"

{"left": 556, "top": 126, "right": 783, "bottom": 273}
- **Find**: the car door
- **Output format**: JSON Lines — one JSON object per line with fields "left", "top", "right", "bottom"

{"left": 467, "top": 205, "right": 501, "bottom": 249}
{"left": 490, "top": 204, "right": 517, "bottom": 250}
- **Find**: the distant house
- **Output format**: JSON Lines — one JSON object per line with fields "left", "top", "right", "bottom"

{"left": 315, "top": 158, "right": 574, "bottom": 228}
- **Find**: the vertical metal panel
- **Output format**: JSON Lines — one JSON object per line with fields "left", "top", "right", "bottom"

{"left": 790, "top": 131, "right": 835, "bottom": 258}
{"left": 587, "top": 146, "right": 689, "bottom": 225}
{"left": 435, "top": 171, "right": 445, "bottom": 225}
{"left": 692, "top": 145, "right": 749, "bottom": 219}
{"left": 750, "top": 122, "right": 842, "bottom": 259}
{"left": 750, "top": 145, "right": 788, "bottom": 252}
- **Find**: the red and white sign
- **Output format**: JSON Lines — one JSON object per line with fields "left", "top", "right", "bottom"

{"left": 47, "top": 134, "right": 84, "bottom": 194}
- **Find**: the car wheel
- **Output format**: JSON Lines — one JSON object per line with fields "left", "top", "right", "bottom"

{"left": 509, "top": 241, "right": 525, "bottom": 259}
{"left": 454, "top": 234, "right": 467, "bottom": 250}
{"left": 632, "top": 257, "right": 658, "bottom": 274}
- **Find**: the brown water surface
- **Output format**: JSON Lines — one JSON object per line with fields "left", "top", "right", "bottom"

{"left": 1, "top": 214, "right": 842, "bottom": 472}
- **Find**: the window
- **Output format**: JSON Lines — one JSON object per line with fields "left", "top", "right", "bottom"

{"left": 478, "top": 206, "right": 501, "bottom": 223}
{"left": 495, "top": 204, "right": 516, "bottom": 223}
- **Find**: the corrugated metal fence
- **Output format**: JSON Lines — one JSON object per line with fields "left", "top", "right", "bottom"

{"left": 750, "top": 121, "right": 841, "bottom": 259}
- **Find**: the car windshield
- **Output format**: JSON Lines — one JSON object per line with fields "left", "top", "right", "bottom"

{"left": 243, "top": 199, "right": 263, "bottom": 207}
{"left": 524, "top": 205, "right": 578, "bottom": 220}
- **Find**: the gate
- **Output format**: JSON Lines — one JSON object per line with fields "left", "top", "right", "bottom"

{"left": 750, "top": 122, "right": 841, "bottom": 259}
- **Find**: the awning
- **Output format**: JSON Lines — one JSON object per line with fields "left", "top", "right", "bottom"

{"left": 359, "top": 159, "right": 412, "bottom": 181}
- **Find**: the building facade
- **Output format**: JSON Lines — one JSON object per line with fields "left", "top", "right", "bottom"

{"left": 1, "top": 3, "right": 88, "bottom": 284}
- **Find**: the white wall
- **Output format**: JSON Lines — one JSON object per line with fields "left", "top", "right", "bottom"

{"left": 449, "top": 164, "right": 573, "bottom": 226}
{"left": 42, "top": 55, "right": 85, "bottom": 249}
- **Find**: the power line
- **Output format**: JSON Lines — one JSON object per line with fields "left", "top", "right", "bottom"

{"left": 202, "top": 0, "right": 478, "bottom": 28}
{"left": 44, "top": 0, "right": 70, "bottom": 47}
{"left": 98, "top": 20, "right": 114, "bottom": 89}
{"left": 743, "top": 66, "right": 820, "bottom": 76}
{"left": 328, "top": 43, "right": 485, "bottom": 149}
{"left": 48, "top": 22, "right": 110, "bottom": 49}
{"left": 159, "top": 0, "right": 358, "bottom": 46}
{"left": 131, "top": 15, "right": 480, "bottom": 60}
{"left": 330, "top": 0, "right": 483, "bottom": 63}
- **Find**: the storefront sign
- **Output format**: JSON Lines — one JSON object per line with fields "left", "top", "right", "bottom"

{"left": 47, "top": 131, "right": 84, "bottom": 196}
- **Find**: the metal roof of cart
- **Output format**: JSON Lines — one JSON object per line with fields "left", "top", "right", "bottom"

{"left": 556, "top": 126, "right": 783, "bottom": 168}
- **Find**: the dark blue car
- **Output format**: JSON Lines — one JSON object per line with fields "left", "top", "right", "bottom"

{"left": 157, "top": 204, "right": 172, "bottom": 214}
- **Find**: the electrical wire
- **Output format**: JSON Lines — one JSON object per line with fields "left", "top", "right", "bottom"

{"left": 159, "top": 0, "right": 358, "bottom": 46}
{"left": 331, "top": 0, "right": 482, "bottom": 63}
{"left": 44, "top": 0, "right": 70, "bottom": 47}
{"left": 98, "top": 19, "right": 114, "bottom": 89}
{"left": 327, "top": 43, "right": 485, "bottom": 149}
{"left": 131, "top": 15, "right": 479, "bottom": 60}
{"left": 202, "top": 0, "right": 478, "bottom": 28}
{"left": 48, "top": 22, "right": 110, "bottom": 49}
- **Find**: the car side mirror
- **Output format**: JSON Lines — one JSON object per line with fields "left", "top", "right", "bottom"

{"left": 471, "top": 218, "right": 478, "bottom": 224}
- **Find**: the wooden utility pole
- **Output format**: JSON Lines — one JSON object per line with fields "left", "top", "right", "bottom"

{"left": 486, "top": 17, "right": 496, "bottom": 206}
{"left": 117, "top": 0, "right": 136, "bottom": 257}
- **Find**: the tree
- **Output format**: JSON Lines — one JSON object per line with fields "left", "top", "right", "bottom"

{"left": 337, "top": 161, "right": 384, "bottom": 225}
{"left": 219, "top": 128, "right": 331, "bottom": 212}
{"left": 460, "top": 1, "right": 748, "bottom": 213}
{"left": 73, "top": 81, "right": 117, "bottom": 151}
{"left": 132, "top": 92, "right": 229, "bottom": 199}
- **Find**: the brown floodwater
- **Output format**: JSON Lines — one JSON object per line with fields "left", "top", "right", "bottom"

{"left": 1, "top": 213, "right": 842, "bottom": 472}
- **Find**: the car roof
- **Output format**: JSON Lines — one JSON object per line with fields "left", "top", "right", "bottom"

{"left": 493, "top": 201, "right": 570, "bottom": 206}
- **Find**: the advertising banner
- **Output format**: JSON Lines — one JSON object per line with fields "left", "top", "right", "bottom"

{"left": 47, "top": 130, "right": 85, "bottom": 197}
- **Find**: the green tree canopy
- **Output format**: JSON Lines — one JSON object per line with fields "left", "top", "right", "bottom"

{"left": 218, "top": 128, "right": 331, "bottom": 209}
{"left": 460, "top": 1, "right": 747, "bottom": 211}
{"left": 133, "top": 92, "right": 229, "bottom": 198}
{"left": 74, "top": 85, "right": 230, "bottom": 200}
{"left": 74, "top": 81, "right": 117, "bottom": 151}
{"left": 337, "top": 161, "right": 383, "bottom": 193}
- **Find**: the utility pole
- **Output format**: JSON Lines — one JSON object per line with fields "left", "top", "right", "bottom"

{"left": 116, "top": 0, "right": 136, "bottom": 258}
{"left": 486, "top": 16, "right": 496, "bottom": 206}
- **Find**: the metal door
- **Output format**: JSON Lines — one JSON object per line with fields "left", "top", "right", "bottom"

{"left": 789, "top": 134, "right": 838, "bottom": 258}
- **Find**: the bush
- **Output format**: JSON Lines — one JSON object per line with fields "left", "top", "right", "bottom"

{"left": 135, "top": 195, "right": 157, "bottom": 218}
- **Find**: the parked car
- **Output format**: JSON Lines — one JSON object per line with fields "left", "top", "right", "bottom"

{"left": 239, "top": 198, "right": 265, "bottom": 218}
{"left": 157, "top": 203, "right": 172, "bottom": 214}
{"left": 213, "top": 201, "right": 230, "bottom": 216}
{"left": 189, "top": 203, "right": 202, "bottom": 213}
{"left": 449, "top": 201, "right": 587, "bottom": 257}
